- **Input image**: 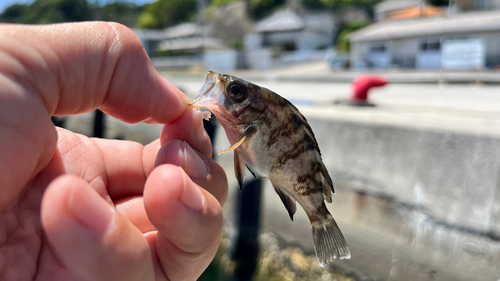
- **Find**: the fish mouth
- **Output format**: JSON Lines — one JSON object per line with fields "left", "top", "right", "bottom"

{"left": 191, "top": 71, "right": 225, "bottom": 108}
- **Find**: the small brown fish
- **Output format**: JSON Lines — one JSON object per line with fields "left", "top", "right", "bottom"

{"left": 192, "top": 71, "right": 350, "bottom": 266}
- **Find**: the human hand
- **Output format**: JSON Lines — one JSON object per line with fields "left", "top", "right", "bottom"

{"left": 0, "top": 22, "right": 227, "bottom": 281}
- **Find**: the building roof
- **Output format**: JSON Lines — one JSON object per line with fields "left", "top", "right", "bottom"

{"left": 159, "top": 37, "right": 226, "bottom": 51}
{"left": 254, "top": 10, "right": 304, "bottom": 32}
{"left": 385, "top": 6, "right": 444, "bottom": 20}
{"left": 302, "top": 13, "right": 335, "bottom": 30}
{"left": 164, "top": 23, "right": 212, "bottom": 39}
{"left": 351, "top": 10, "right": 500, "bottom": 43}
{"left": 375, "top": 0, "right": 421, "bottom": 14}
{"left": 131, "top": 29, "right": 167, "bottom": 40}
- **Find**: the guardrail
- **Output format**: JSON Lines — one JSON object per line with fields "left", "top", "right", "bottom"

{"left": 151, "top": 56, "right": 203, "bottom": 69}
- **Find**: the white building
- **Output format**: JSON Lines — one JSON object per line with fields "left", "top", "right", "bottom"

{"left": 244, "top": 10, "right": 336, "bottom": 69}
{"left": 132, "top": 29, "right": 167, "bottom": 57}
{"left": 159, "top": 23, "right": 226, "bottom": 54}
{"left": 245, "top": 10, "right": 336, "bottom": 51}
{"left": 350, "top": 10, "right": 500, "bottom": 70}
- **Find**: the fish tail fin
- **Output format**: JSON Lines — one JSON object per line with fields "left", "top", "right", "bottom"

{"left": 312, "top": 216, "right": 351, "bottom": 266}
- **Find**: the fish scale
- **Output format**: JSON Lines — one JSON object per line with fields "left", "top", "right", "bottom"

{"left": 192, "top": 71, "right": 351, "bottom": 266}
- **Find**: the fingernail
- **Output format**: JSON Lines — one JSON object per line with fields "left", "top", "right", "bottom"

{"left": 68, "top": 185, "right": 115, "bottom": 234}
{"left": 193, "top": 108, "right": 208, "bottom": 143}
{"left": 178, "top": 167, "right": 205, "bottom": 211}
{"left": 180, "top": 141, "right": 209, "bottom": 180}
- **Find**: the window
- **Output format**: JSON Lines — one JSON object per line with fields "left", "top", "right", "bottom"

{"left": 370, "top": 43, "right": 386, "bottom": 53}
{"left": 476, "top": 0, "right": 491, "bottom": 10}
{"left": 420, "top": 42, "right": 441, "bottom": 51}
{"left": 419, "top": 39, "right": 441, "bottom": 52}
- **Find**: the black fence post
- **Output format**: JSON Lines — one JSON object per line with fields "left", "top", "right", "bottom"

{"left": 232, "top": 178, "right": 262, "bottom": 281}
{"left": 202, "top": 110, "right": 218, "bottom": 160}
{"left": 201, "top": 111, "right": 263, "bottom": 280}
{"left": 93, "top": 109, "right": 106, "bottom": 138}
{"left": 51, "top": 116, "right": 66, "bottom": 128}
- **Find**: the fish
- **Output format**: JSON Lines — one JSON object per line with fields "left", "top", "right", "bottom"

{"left": 191, "top": 71, "right": 351, "bottom": 266}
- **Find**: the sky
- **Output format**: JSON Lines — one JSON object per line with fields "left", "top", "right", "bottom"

{"left": 0, "top": 0, "right": 156, "bottom": 13}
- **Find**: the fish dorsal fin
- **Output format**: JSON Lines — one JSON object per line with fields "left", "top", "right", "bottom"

{"left": 219, "top": 126, "right": 257, "bottom": 155}
{"left": 272, "top": 184, "right": 297, "bottom": 221}
{"left": 234, "top": 150, "right": 245, "bottom": 190}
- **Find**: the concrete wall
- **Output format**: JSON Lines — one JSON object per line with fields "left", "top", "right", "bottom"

{"left": 204, "top": 50, "right": 238, "bottom": 72}
{"left": 245, "top": 48, "right": 272, "bottom": 70}
{"left": 312, "top": 118, "right": 500, "bottom": 236}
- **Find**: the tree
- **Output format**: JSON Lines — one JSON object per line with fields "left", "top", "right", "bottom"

{"left": 427, "top": 0, "right": 449, "bottom": 6}
{"left": 0, "top": 4, "right": 31, "bottom": 23}
{"left": 301, "top": 0, "right": 337, "bottom": 9}
{"left": 246, "top": 0, "right": 286, "bottom": 20}
{"left": 0, "top": 0, "right": 91, "bottom": 24}
{"left": 336, "top": 21, "right": 366, "bottom": 52}
{"left": 301, "top": 0, "right": 382, "bottom": 10}
{"left": 212, "top": 0, "right": 239, "bottom": 7}
{"left": 30, "top": 0, "right": 91, "bottom": 23}
{"left": 137, "top": 0, "right": 197, "bottom": 29}
{"left": 94, "top": 1, "right": 144, "bottom": 27}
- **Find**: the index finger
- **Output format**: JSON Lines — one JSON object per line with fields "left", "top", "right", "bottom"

{"left": 0, "top": 22, "right": 192, "bottom": 207}
{"left": 1, "top": 22, "right": 189, "bottom": 123}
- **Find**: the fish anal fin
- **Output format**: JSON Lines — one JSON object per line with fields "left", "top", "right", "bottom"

{"left": 234, "top": 151, "right": 245, "bottom": 190}
{"left": 272, "top": 185, "right": 297, "bottom": 221}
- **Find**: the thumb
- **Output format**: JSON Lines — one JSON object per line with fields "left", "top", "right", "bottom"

{"left": 41, "top": 175, "right": 154, "bottom": 281}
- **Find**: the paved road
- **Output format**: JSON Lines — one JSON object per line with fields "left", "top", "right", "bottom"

{"left": 166, "top": 76, "right": 500, "bottom": 112}
{"left": 166, "top": 76, "right": 500, "bottom": 136}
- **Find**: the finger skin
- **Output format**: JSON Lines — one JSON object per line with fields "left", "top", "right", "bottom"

{"left": 114, "top": 196, "right": 156, "bottom": 233}
{"left": 143, "top": 139, "right": 162, "bottom": 177}
{"left": 50, "top": 128, "right": 227, "bottom": 235}
{"left": 90, "top": 137, "right": 147, "bottom": 199}
{"left": 155, "top": 140, "right": 228, "bottom": 205}
{"left": 41, "top": 175, "right": 154, "bottom": 281}
{"left": 0, "top": 21, "right": 224, "bottom": 281}
{"left": 0, "top": 22, "right": 189, "bottom": 122}
{"left": 144, "top": 165, "right": 223, "bottom": 281}
{"left": 0, "top": 22, "right": 190, "bottom": 209}
{"left": 113, "top": 139, "right": 227, "bottom": 233}
{"left": 160, "top": 107, "right": 212, "bottom": 158}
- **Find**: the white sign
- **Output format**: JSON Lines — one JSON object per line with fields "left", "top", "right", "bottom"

{"left": 441, "top": 39, "right": 485, "bottom": 69}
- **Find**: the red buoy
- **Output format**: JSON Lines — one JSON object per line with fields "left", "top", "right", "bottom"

{"left": 351, "top": 75, "right": 387, "bottom": 105}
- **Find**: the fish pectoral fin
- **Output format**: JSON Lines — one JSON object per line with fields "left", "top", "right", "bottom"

{"left": 234, "top": 151, "right": 245, "bottom": 190}
{"left": 218, "top": 125, "right": 257, "bottom": 155}
{"left": 219, "top": 136, "right": 246, "bottom": 155}
{"left": 273, "top": 185, "right": 297, "bottom": 221}
{"left": 245, "top": 164, "right": 257, "bottom": 178}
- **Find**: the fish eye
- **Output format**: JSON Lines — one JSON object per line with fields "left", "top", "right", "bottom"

{"left": 227, "top": 81, "right": 246, "bottom": 101}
